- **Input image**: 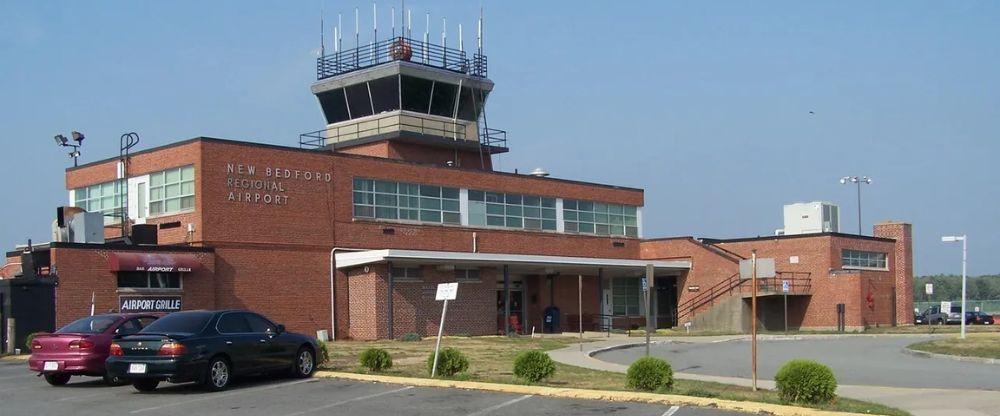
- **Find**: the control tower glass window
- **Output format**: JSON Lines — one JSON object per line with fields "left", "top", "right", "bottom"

{"left": 429, "top": 81, "right": 458, "bottom": 117}
{"left": 401, "top": 76, "right": 432, "bottom": 113}
{"left": 345, "top": 83, "right": 373, "bottom": 118}
{"left": 456, "top": 86, "right": 485, "bottom": 121}
{"left": 317, "top": 88, "right": 350, "bottom": 124}
{"left": 369, "top": 76, "right": 400, "bottom": 114}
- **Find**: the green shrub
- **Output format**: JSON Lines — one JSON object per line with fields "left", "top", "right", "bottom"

{"left": 625, "top": 357, "right": 674, "bottom": 391}
{"left": 774, "top": 359, "right": 837, "bottom": 404}
{"left": 427, "top": 347, "right": 469, "bottom": 376}
{"left": 359, "top": 348, "right": 393, "bottom": 372}
{"left": 25, "top": 332, "right": 48, "bottom": 352}
{"left": 398, "top": 333, "right": 422, "bottom": 342}
{"left": 512, "top": 350, "right": 556, "bottom": 383}
{"left": 317, "top": 342, "right": 330, "bottom": 364}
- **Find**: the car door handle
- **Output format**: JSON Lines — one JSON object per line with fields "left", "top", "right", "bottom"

{"left": 225, "top": 341, "right": 233, "bottom": 345}
{"left": 259, "top": 339, "right": 266, "bottom": 343}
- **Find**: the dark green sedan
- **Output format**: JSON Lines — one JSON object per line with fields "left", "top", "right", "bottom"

{"left": 106, "top": 310, "right": 319, "bottom": 392}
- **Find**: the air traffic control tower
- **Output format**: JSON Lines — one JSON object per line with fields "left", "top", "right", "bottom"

{"left": 301, "top": 30, "right": 507, "bottom": 171}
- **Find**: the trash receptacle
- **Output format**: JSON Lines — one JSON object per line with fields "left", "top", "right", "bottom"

{"left": 543, "top": 306, "right": 560, "bottom": 333}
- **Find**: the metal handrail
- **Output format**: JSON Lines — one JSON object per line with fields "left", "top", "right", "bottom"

{"left": 300, "top": 112, "right": 472, "bottom": 149}
{"left": 299, "top": 112, "right": 507, "bottom": 151}
{"left": 677, "top": 272, "right": 742, "bottom": 317}
{"left": 678, "top": 271, "right": 814, "bottom": 321}
{"left": 317, "top": 36, "right": 487, "bottom": 80}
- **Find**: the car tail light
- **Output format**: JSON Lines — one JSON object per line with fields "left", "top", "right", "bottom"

{"left": 158, "top": 342, "right": 187, "bottom": 356}
{"left": 32, "top": 339, "right": 42, "bottom": 350}
{"left": 69, "top": 339, "right": 95, "bottom": 350}
{"left": 110, "top": 343, "right": 123, "bottom": 357}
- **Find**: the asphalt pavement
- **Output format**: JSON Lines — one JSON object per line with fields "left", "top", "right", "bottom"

{"left": 547, "top": 333, "right": 1000, "bottom": 416}
{"left": 0, "top": 360, "right": 743, "bottom": 416}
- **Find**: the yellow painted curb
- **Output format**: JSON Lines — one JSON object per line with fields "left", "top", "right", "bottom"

{"left": 0, "top": 355, "right": 30, "bottom": 362}
{"left": 314, "top": 371, "right": 870, "bottom": 416}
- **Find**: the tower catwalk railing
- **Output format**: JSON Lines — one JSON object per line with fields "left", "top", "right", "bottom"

{"left": 318, "top": 36, "right": 488, "bottom": 80}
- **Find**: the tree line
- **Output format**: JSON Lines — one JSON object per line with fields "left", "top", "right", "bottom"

{"left": 913, "top": 274, "right": 1000, "bottom": 301}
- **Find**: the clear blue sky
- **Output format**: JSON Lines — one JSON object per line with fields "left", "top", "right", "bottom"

{"left": 1, "top": 1, "right": 997, "bottom": 276}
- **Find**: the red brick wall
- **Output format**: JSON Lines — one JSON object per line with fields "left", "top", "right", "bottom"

{"left": 874, "top": 222, "right": 914, "bottom": 325}
{"left": 1, "top": 255, "right": 20, "bottom": 278}
{"left": 66, "top": 141, "right": 204, "bottom": 246}
{"left": 640, "top": 238, "right": 741, "bottom": 320}
{"left": 48, "top": 247, "right": 215, "bottom": 328}
{"left": 347, "top": 264, "right": 388, "bottom": 340}
{"left": 640, "top": 233, "right": 904, "bottom": 330}
{"left": 210, "top": 245, "right": 331, "bottom": 336}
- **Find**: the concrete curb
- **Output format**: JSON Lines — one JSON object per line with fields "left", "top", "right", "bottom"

{"left": 314, "top": 370, "right": 871, "bottom": 416}
{"left": 902, "top": 347, "right": 1000, "bottom": 365}
{"left": 0, "top": 355, "right": 30, "bottom": 362}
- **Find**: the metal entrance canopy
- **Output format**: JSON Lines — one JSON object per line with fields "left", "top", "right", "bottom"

{"left": 335, "top": 249, "right": 690, "bottom": 277}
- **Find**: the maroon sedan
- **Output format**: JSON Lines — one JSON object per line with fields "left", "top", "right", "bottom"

{"left": 29, "top": 313, "right": 158, "bottom": 386}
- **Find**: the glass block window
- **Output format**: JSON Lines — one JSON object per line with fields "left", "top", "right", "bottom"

{"left": 841, "top": 250, "right": 888, "bottom": 269}
{"left": 149, "top": 165, "right": 195, "bottom": 216}
{"left": 353, "top": 178, "right": 460, "bottom": 225}
{"left": 564, "top": 200, "right": 638, "bottom": 237}
{"left": 391, "top": 266, "right": 422, "bottom": 282}
{"left": 72, "top": 180, "right": 125, "bottom": 224}
{"left": 454, "top": 268, "right": 481, "bottom": 283}
{"left": 612, "top": 278, "right": 641, "bottom": 316}
{"left": 468, "top": 190, "right": 557, "bottom": 231}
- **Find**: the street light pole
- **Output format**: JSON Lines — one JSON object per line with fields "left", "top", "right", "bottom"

{"left": 840, "top": 176, "right": 872, "bottom": 235}
{"left": 942, "top": 235, "right": 968, "bottom": 339}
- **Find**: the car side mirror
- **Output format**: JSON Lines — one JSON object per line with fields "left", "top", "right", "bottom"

{"left": 276, "top": 324, "right": 285, "bottom": 334}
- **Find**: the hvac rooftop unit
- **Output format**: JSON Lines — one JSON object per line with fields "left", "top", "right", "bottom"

{"left": 780, "top": 202, "right": 839, "bottom": 235}
{"left": 69, "top": 212, "right": 105, "bottom": 244}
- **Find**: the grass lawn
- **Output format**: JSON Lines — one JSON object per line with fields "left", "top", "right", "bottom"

{"left": 907, "top": 332, "right": 1000, "bottom": 359}
{"left": 320, "top": 335, "right": 908, "bottom": 416}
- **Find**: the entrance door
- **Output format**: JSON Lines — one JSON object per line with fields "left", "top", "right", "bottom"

{"left": 655, "top": 277, "right": 678, "bottom": 328}
{"left": 497, "top": 290, "right": 524, "bottom": 334}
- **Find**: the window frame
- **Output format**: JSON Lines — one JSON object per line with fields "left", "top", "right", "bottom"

{"left": 116, "top": 271, "right": 184, "bottom": 290}
{"left": 148, "top": 165, "right": 195, "bottom": 217}
{"left": 841, "top": 249, "right": 889, "bottom": 270}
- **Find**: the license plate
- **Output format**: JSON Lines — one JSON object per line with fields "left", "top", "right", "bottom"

{"left": 43, "top": 361, "right": 58, "bottom": 371}
{"left": 128, "top": 363, "right": 147, "bottom": 374}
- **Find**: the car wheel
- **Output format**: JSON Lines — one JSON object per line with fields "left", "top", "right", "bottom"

{"left": 291, "top": 347, "right": 316, "bottom": 378}
{"left": 132, "top": 379, "right": 159, "bottom": 392}
{"left": 44, "top": 373, "right": 71, "bottom": 386}
{"left": 103, "top": 373, "right": 129, "bottom": 386}
{"left": 203, "top": 356, "right": 232, "bottom": 391}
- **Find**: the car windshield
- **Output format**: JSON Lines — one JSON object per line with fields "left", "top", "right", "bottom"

{"left": 57, "top": 316, "right": 118, "bottom": 334}
{"left": 140, "top": 311, "right": 212, "bottom": 334}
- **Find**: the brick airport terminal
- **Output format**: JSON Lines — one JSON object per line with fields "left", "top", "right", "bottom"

{"left": 0, "top": 18, "right": 913, "bottom": 350}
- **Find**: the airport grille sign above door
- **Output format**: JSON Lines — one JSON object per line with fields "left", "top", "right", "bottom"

{"left": 119, "top": 295, "right": 182, "bottom": 313}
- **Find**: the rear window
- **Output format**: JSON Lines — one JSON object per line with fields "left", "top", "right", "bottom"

{"left": 141, "top": 311, "right": 212, "bottom": 334}
{"left": 57, "top": 316, "right": 119, "bottom": 334}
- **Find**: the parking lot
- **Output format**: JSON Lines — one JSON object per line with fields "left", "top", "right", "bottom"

{"left": 595, "top": 335, "right": 1000, "bottom": 390}
{"left": 0, "top": 360, "right": 746, "bottom": 416}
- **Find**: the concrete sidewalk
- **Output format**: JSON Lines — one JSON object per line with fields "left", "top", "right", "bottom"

{"left": 547, "top": 336, "right": 1000, "bottom": 416}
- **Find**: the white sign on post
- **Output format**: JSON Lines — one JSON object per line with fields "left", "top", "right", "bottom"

{"left": 435, "top": 282, "right": 458, "bottom": 301}
{"left": 431, "top": 282, "right": 458, "bottom": 377}
{"left": 925, "top": 283, "right": 933, "bottom": 295}
{"left": 782, "top": 280, "right": 790, "bottom": 293}
{"left": 740, "top": 258, "right": 775, "bottom": 279}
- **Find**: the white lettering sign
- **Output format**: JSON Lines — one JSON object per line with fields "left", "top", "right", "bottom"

{"left": 119, "top": 296, "right": 183, "bottom": 313}
{"left": 435, "top": 282, "right": 458, "bottom": 301}
{"left": 225, "top": 162, "right": 332, "bottom": 207}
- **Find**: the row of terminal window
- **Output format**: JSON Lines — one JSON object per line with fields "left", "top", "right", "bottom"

{"left": 353, "top": 178, "right": 639, "bottom": 238}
